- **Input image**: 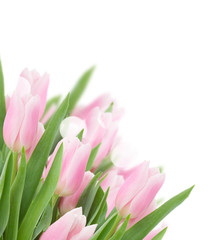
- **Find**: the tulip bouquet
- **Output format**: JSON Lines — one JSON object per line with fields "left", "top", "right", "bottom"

{"left": 0, "top": 59, "right": 193, "bottom": 240}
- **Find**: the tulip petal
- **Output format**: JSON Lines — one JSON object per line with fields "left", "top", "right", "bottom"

{"left": 71, "top": 225, "right": 97, "bottom": 240}
{"left": 19, "top": 95, "right": 40, "bottom": 150}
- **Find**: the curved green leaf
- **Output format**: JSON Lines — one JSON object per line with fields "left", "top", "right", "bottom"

{"left": 0, "top": 59, "right": 6, "bottom": 149}
{"left": 5, "top": 148, "right": 26, "bottom": 240}
{"left": 121, "top": 186, "right": 194, "bottom": 240}
{"left": 67, "top": 66, "right": 95, "bottom": 114}
{"left": 17, "top": 144, "right": 63, "bottom": 240}
{"left": 86, "top": 143, "right": 101, "bottom": 171}
{"left": 43, "top": 95, "right": 61, "bottom": 117}
{"left": 20, "top": 94, "right": 70, "bottom": 221}
{"left": 0, "top": 152, "right": 13, "bottom": 237}
{"left": 109, "top": 215, "right": 130, "bottom": 240}
{"left": 152, "top": 227, "right": 168, "bottom": 240}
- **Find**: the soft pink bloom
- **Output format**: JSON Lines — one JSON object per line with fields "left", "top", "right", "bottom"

{"left": 115, "top": 161, "right": 165, "bottom": 219}
{"left": 3, "top": 69, "right": 49, "bottom": 152}
{"left": 59, "top": 171, "right": 94, "bottom": 215}
{"left": 40, "top": 207, "right": 97, "bottom": 240}
{"left": 21, "top": 68, "right": 49, "bottom": 118}
{"left": 101, "top": 170, "right": 124, "bottom": 216}
{"left": 43, "top": 137, "right": 91, "bottom": 197}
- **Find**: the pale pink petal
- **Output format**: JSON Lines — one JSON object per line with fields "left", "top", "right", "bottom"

{"left": 3, "top": 93, "right": 25, "bottom": 151}
{"left": 115, "top": 161, "right": 149, "bottom": 213}
{"left": 71, "top": 225, "right": 97, "bottom": 240}
{"left": 130, "top": 174, "right": 165, "bottom": 218}
{"left": 19, "top": 95, "right": 40, "bottom": 150}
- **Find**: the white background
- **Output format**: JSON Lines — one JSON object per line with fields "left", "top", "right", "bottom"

{"left": 0, "top": 1, "right": 212, "bottom": 239}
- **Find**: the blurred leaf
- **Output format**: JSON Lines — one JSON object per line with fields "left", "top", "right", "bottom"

{"left": 87, "top": 187, "right": 109, "bottom": 225}
{"left": 121, "top": 186, "right": 194, "bottom": 240}
{"left": 109, "top": 215, "right": 130, "bottom": 240}
{"left": 17, "top": 144, "right": 63, "bottom": 240}
{"left": 0, "top": 59, "right": 6, "bottom": 149}
{"left": 89, "top": 212, "right": 118, "bottom": 240}
{"left": 67, "top": 66, "right": 95, "bottom": 114}
{"left": 105, "top": 102, "right": 114, "bottom": 113}
{"left": 43, "top": 95, "right": 61, "bottom": 117}
{"left": 94, "top": 155, "right": 114, "bottom": 174}
{"left": 77, "top": 129, "right": 84, "bottom": 141}
{"left": 86, "top": 143, "right": 101, "bottom": 171}
{"left": 0, "top": 152, "right": 13, "bottom": 237}
{"left": 20, "top": 94, "right": 70, "bottom": 222}
{"left": 5, "top": 148, "right": 26, "bottom": 240}
{"left": 32, "top": 202, "right": 52, "bottom": 240}
{"left": 152, "top": 227, "right": 168, "bottom": 240}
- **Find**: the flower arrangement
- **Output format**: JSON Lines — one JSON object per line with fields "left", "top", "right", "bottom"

{"left": 0, "top": 59, "right": 193, "bottom": 240}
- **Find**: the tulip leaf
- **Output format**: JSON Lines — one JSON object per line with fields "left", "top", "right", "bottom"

{"left": 67, "top": 66, "right": 95, "bottom": 114}
{"left": 20, "top": 94, "right": 70, "bottom": 222}
{"left": 32, "top": 202, "right": 52, "bottom": 240}
{"left": 94, "top": 155, "right": 114, "bottom": 174}
{"left": 109, "top": 215, "right": 130, "bottom": 240}
{"left": 0, "top": 151, "right": 11, "bottom": 199}
{"left": 90, "top": 212, "right": 118, "bottom": 240}
{"left": 17, "top": 144, "right": 63, "bottom": 240}
{"left": 77, "top": 129, "right": 84, "bottom": 141}
{"left": 86, "top": 143, "right": 101, "bottom": 171}
{"left": 77, "top": 172, "right": 102, "bottom": 217}
{"left": 0, "top": 152, "right": 13, "bottom": 237}
{"left": 43, "top": 95, "right": 61, "bottom": 117}
{"left": 152, "top": 227, "right": 168, "bottom": 240}
{"left": 121, "top": 186, "right": 194, "bottom": 240}
{"left": 87, "top": 187, "right": 109, "bottom": 225}
{"left": 5, "top": 148, "right": 26, "bottom": 240}
{"left": 0, "top": 59, "right": 6, "bottom": 150}
{"left": 0, "top": 151, "right": 3, "bottom": 174}
{"left": 105, "top": 102, "right": 114, "bottom": 113}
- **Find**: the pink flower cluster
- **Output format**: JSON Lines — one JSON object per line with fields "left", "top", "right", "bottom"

{"left": 3, "top": 69, "right": 165, "bottom": 240}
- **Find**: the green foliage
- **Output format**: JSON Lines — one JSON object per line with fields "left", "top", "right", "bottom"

{"left": 86, "top": 143, "right": 101, "bottom": 171}
{"left": 17, "top": 144, "right": 63, "bottom": 240}
{"left": 121, "top": 186, "right": 194, "bottom": 240}
{"left": 152, "top": 227, "right": 168, "bottom": 240}
{"left": 0, "top": 152, "right": 13, "bottom": 237}
{"left": 5, "top": 148, "right": 26, "bottom": 240}
{"left": 0, "top": 60, "right": 6, "bottom": 150}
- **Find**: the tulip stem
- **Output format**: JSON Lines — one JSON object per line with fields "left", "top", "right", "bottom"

{"left": 104, "top": 214, "right": 123, "bottom": 240}
{"left": 11, "top": 152, "right": 18, "bottom": 183}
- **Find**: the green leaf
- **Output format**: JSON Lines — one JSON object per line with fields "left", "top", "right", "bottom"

{"left": 0, "top": 152, "right": 4, "bottom": 179}
{"left": 20, "top": 93, "right": 70, "bottom": 222}
{"left": 89, "top": 212, "right": 118, "bottom": 240}
{"left": 43, "top": 95, "right": 61, "bottom": 117}
{"left": 17, "top": 144, "right": 63, "bottom": 240}
{"left": 0, "top": 59, "right": 6, "bottom": 150}
{"left": 109, "top": 215, "right": 130, "bottom": 240}
{"left": 77, "top": 172, "right": 102, "bottom": 217}
{"left": 77, "top": 129, "right": 84, "bottom": 141}
{"left": 152, "top": 227, "right": 168, "bottom": 240}
{"left": 105, "top": 102, "right": 114, "bottom": 113}
{"left": 0, "top": 152, "right": 13, "bottom": 237}
{"left": 121, "top": 186, "right": 194, "bottom": 240}
{"left": 5, "top": 148, "right": 26, "bottom": 240}
{"left": 87, "top": 187, "right": 109, "bottom": 225}
{"left": 67, "top": 66, "right": 95, "bottom": 114}
{"left": 94, "top": 155, "right": 114, "bottom": 174}
{"left": 32, "top": 202, "right": 52, "bottom": 240}
{"left": 86, "top": 143, "right": 101, "bottom": 171}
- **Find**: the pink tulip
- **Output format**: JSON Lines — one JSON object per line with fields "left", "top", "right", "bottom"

{"left": 59, "top": 171, "right": 94, "bottom": 215}
{"left": 41, "top": 104, "right": 57, "bottom": 124}
{"left": 3, "top": 69, "right": 49, "bottom": 152}
{"left": 115, "top": 161, "right": 165, "bottom": 219}
{"left": 101, "top": 170, "right": 124, "bottom": 216}
{"left": 21, "top": 68, "right": 49, "bottom": 118}
{"left": 143, "top": 224, "right": 166, "bottom": 240}
{"left": 43, "top": 137, "right": 91, "bottom": 197}
{"left": 40, "top": 207, "right": 97, "bottom": 240}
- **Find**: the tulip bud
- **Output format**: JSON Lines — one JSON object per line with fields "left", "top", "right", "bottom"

{"left": 115, "top": 161, "right": 165, "bottom": 219}
{"left": 40, "top": 207, "right": 97, "bottom": 240}
{"left": 59, "top": 171, "right": 94, "bottom": 215}
{"left": 43, "top": 137, "right": 91, "bottom": 197}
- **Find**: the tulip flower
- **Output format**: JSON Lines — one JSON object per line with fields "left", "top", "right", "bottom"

{"left": 40, "top": 207, "right": 97, "bottom": 240}
{"left": 3, "top": 69, "right": 49, "bottom": 152}
{"left": 59, "top": 171, "right": 94, "bottom": 215}
{"left": 43, "top": 137, "right": 91, "bottom": 196}
{"left": 115, "top": 161, "right": 165, "bottom": 219}
{"left": 101, "top": 170, "right": 124, "bottom": 216}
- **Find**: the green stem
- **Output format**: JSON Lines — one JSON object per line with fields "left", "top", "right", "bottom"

{"left": 11, "top": 152, "right": 18, "bottom": 183}
{"left": 104, "top": 214, "right": 123, "bottom": 240}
